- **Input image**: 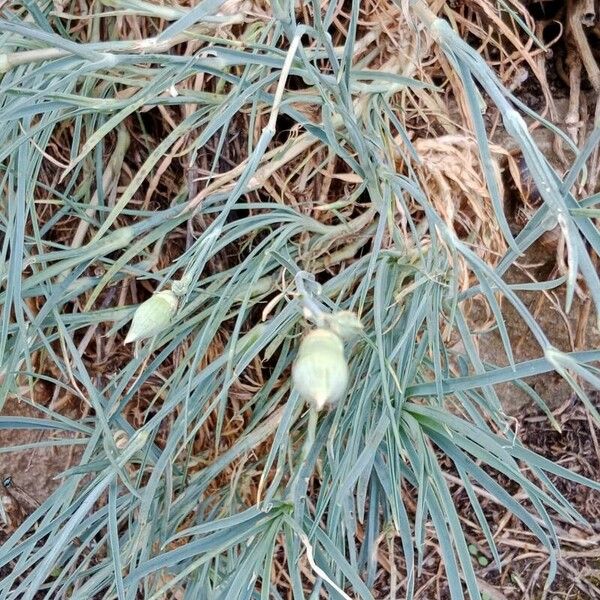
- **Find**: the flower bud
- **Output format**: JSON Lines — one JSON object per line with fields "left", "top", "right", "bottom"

{"left": 292, "top": 329, "right": 349, "bottom": 411}
{"left": 326, "top": 310, "right": 363, "bottom": 340}
{"left": 171, "top": 274, "right": 191, "bottom": 297}
{"left": 124, "top": 289, "right": 178, "bottom": 344}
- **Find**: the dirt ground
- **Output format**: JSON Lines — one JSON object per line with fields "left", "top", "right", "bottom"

{"left": 0, "top": 394, "right": 80, "bottom": 503}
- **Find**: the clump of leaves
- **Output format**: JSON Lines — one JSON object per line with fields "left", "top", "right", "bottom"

{"left": 0, "top": 1, "right": 599, "bottom": 599}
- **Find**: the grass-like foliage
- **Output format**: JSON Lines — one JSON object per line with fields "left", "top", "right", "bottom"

{"left": 0, "top": 0, "right": 599, "bottom": 598}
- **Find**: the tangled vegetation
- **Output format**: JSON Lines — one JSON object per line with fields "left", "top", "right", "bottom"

{"left": 0, "top": 0, "right": 599, "bottom": 598}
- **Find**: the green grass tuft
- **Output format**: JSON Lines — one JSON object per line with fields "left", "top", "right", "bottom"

{"left": 0, "top": 1, "right": 599, "bottom": 598}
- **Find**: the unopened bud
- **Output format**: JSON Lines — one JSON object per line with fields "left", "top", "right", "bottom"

{"left": 292, "top": 329, "right": 349, "bottom": 411}
{"left": 124, "top": 289, "right": 178, "bottom": 344}
{"left": 326, "top": 310, "right": 363, "bottom": 340}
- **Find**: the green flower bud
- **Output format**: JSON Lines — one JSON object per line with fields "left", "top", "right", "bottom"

{"left": 124, "top": 289, "right": 178, "bottom": 344}
{"left": 292, "top": 329, "right": 349, "bottom": 411}
{"left": 326, "top": 310, "right": 363, "bottom": 340}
